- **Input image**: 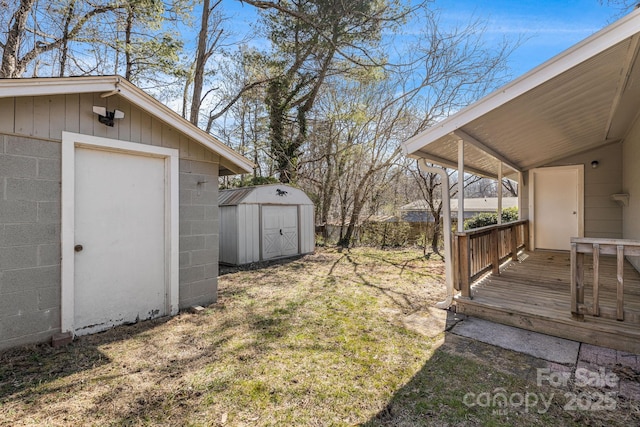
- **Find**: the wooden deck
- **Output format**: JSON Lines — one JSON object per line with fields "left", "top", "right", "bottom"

{"left": 455, "top": 250, "right": 640, "bottom": 353}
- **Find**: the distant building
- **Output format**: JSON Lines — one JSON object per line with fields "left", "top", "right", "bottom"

{"left": 400, "top": 197, "right": 518, "bottom": 222}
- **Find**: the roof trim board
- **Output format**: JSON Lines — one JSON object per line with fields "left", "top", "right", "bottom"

{"left": 452, "top": 129, "right": 521, "bottom": 172}
{"left": 604, "top": 33, "right": 640, "bottom": 140}
{"left": 0, "top": 76, "right": 254, "bottom": 175}
{"left": 413, "top": 149, "right": 498, "bottom": 179}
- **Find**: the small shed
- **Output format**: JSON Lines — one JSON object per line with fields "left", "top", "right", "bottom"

{"left": 0, "top": 76, "right": 252, "bottom": 351}
{"left": 219, "top": 185, "right": 315, "bottom": 264}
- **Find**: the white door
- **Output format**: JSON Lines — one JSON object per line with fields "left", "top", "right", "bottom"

{"left": 530, "top": 165, "right": 584, "bottom": 251}
{"left": 262, "top": 206, "right": 299, "bottom": 260}
{"left": 61, "top": 132, "right": 179, "bottom": 337}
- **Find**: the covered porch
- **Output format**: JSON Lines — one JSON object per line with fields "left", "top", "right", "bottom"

{"left": 454, "top": 229, "right": 640, "bottom": 352}
{"left": 402, "top": 9, "right": 640, "bottom": 352}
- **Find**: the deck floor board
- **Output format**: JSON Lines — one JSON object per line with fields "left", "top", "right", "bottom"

{"left": 456, "top": 250, "right": 640, "bottom": 352}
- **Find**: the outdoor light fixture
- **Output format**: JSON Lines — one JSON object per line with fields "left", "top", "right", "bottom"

{"left": 92, "top": 106, "right": 125, "bottom": 127}
{"left": 591, "top": 160, "right": 599, "bottom": 169}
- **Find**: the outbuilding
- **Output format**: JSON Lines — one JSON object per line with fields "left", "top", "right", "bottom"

{"left": 219, "top": 184, "right": 315, "bottom": 265}
{"left": 0, "top": 76, "right": 253, "bottom": 350}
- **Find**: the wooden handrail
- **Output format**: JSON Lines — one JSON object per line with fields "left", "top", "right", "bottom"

{"left": 571, "top": 237, "right": 640, "bottom": 323}
{"left": 454, "top": 219, "right": 529, "bottom": 238}
{"left": 453, "top": 220, "right": 529, "bottom": 299}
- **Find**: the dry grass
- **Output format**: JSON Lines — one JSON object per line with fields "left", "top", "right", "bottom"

{"left": 0, "top": 247, "right": 638, "bottom": 426}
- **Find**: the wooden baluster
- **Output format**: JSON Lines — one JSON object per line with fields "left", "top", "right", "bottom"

{"left": 592, "top": 243, "right": 600, "bottom": 317}
{"left": 452, "top": 233, "right": 460, "bottom": 291}
{"left": 490, "top": 228, "right": 500, "bottom": 275}
{"left": 571, "top": 242, "right": 584, "bottom": 320}
{"left": 511, "top": 224, "right": 518, "bottom": 261}
{"left": 523, "top": 221, "right": 530, "bottom": 251}
{"left": 617, "top": 245, "right": 624, "bottom": 321}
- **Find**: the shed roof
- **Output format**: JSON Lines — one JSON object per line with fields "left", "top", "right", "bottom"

{"left": 402, "top": 8, "right": 640, "bottom": 177}
{"left": 0, "top": 76, "right": 253, "bottom": 176}
{"left": 219, "top": 184, "right": 313, "bottom": 206}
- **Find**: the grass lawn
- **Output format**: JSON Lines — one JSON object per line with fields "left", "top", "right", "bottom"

{"left": 1, "top": 247, "right": 638, "bottom": 426}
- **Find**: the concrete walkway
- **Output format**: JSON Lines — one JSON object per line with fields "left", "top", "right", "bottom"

{"left": 449, "top": 315, "right": 640, "bottom": 401}
{"left": 451, "top": 317, "right": 580, "bottom": 365}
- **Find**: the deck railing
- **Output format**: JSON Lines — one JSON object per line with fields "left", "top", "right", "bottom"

{"left": 452, "top": 220, "right": 529, "bottom": 299}
{"left": 571, "top": 237, "right": 640, "bottom": 322}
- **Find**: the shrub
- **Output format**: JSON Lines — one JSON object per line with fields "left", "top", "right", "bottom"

{"left": 358, "top": 221, "right": 413, "bottom": 247}
{"left": 464, "top": 207, "right": 518, "bottom": 230}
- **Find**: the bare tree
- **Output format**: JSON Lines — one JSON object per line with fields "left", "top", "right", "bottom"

{"left": 0, "top": 0, "right": 119, "bottom": 78}
{"left": 408, "top": 163, "right": 482, "bottom": 254}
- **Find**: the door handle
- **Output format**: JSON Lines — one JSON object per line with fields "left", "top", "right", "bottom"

{"left": 279, "top": 229, "right": 283, "bottom": 236}
{"left": 74, "top": 244, "right": 84, "bottom": 252}
{"left": 572, "top": 211, "right": 577, "bottom": 215}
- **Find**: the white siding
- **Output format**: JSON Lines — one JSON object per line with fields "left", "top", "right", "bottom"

{"left": 219, "top": 206, "right": 238, "bottom": 265}
{"left": 623, "top": 116, "right": 640, "bottom": 271}
{"left": 238, "top": 204, "right": 260, "bottom": 264}
{"left": 299, "top": 205, "right": 315, "bottom": 254}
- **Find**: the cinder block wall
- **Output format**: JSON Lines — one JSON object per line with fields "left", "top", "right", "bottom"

{"left": 178, "top": 159, "right": 219, "bottom": 308}
{"left": 0, "top": 134, "right": 221, "bottom": 351}
{"left": 0, "top": 135, "right": 62, "bottom": 350}
{"left": 0, "top": 93, "right": 225, "bottom": 351}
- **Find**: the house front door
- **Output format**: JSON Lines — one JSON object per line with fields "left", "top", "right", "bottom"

{"left": 530, "top": 165, "right": 584, "bottom": 250}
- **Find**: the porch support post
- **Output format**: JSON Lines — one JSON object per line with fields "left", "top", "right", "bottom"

{"left": 459, "top": 233, "right": 471, "bottom": 299}
{"left": 497, "top": 161, "right": 503, "bottom": 225}
{"left": 458, "top": 140, "right": 465, "bottom": 233}
{"left": 517, "top": 171, "right": 523, "bottom": 220}
{"left": 418, "top": 161, "right": 455, "bottom": 308}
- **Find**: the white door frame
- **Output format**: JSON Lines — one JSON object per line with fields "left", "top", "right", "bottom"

{"left": 528, "top": 164, "right": 584, "bottom": 250}
{"left": 60, "top": 131, "right": 179, "bottom": 336}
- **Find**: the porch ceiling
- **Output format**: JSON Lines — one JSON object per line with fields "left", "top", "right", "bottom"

{"left": 403, "top": 9, "right": 640, "bottom": 178}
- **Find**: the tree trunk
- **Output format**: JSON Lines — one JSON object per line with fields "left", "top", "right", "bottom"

{"left": 124, "top": 5, "right": 134, "bottom": 80}
{"left": 267, "top": 77, "right": 291, "bottom": 183}
{"left": 58, "top": 0, "right": 76, "bottom": 77}
{"left": 189, "top": 0, "right": 211, "bottom": 127}
{"left": 0, "top": 0, "right": 35, "bottom": 78}
{"left": 320, "top": 144, "right": 335, "bottom": 241}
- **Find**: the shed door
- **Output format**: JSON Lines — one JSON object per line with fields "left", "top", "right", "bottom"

{"left": 531, "top": 165, "right": 583, "bottom": 251}
{"left": 262, "top": 205, "right": 298, "bottom": 260}
{"left": 73, "top": 146, "right": 167, "bottom": 335}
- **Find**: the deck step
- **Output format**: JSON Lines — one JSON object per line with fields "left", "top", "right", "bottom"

{"left": 461, "top": 250, "right": 640, "bottom": 354}
{"left": 456, "top": 297, "right": 640, "bottom": 354}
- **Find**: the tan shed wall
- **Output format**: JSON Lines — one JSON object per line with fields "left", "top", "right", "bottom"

{"left": 0, "top": 94, "right": 220, "bottom": 164}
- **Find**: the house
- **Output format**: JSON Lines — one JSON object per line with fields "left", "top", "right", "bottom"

{"left": 402, "top": 8, "right": 640, "bottom": 352}
{"left": 0, "top": 76, "right": 253, "bottom": 351}
{"left": 400, "top": 197, "right": 518, "bottom": 222}
{"left": 218, "top": 184, "right": 315, "bottom": 265}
